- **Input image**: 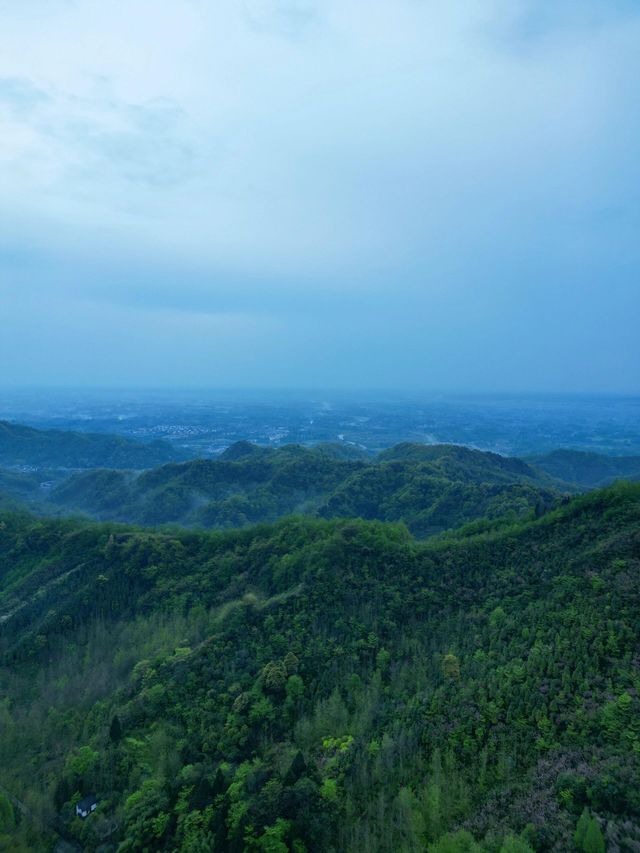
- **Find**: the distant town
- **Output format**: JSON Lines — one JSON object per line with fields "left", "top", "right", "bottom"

{"left": 1, "top": 389, "right": 638, "bottom": 458}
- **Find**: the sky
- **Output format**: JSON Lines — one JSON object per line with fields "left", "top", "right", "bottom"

{"left": 0, "top": 0, "right": 639, "bottom": 392}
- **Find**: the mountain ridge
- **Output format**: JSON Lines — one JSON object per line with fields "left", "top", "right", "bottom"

{"left": 43, "top": 440, "right": 564, "bottom": 536}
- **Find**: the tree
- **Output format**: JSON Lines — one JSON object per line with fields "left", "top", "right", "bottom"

{"left": 65, "top": 745, "right": 99, "bottom": 785}
{"left": 286, "top": 675, "right": 305, "bottom": 703}
{"left": 583, "top": 818, "right": 605, "bottom": 853}
{"left": 442, "top": 653, "right": 460, "bottom": 681}
{"left": 283, "top": 652, "right": 300, "bottom": 674}
{"left": 284, "top": 751, "right": 307, "bottom": 786}
{"left": 500, "top": 835, "right": 535, "bottom": 853}
{"left": 393, "top": 786, "right": 425, "bottom": 852}
{"left": 429, "top": 830, "right": 483, "bottom": 852}
{"left": 263, "top": 661, "right": 287, "bottom": 693}
{"left": 0, "top": 794, "right": 15, "bottom": 832}
{"left": 109, "top": 714, "right": 123, "bottom": 742}
{"left": 120, "top": 778, "right": 169, "bottom": 851}
{"left": 376, "top": 648, "right": 391, "bottom": 674}
{"left": 574, "top": 808, "right": 591, "bottom": 849}
{"left": 255, "top": 818, "right": 291, "bottom": 853}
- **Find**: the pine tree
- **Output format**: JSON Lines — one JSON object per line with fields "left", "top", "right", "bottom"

{"left": 574, "top": 808, "right": 590, "bottom": 849}
{"left": 109, "top": 714, "right": 123, "bottom": 742}
{"left": 583, "top": 818, "right": 605, "bottom": 853}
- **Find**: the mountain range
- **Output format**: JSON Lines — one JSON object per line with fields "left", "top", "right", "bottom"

{"left": 0, "top": 422, "right": 639, "bottom": 851}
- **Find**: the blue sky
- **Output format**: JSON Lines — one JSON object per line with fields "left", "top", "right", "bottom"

{"left": 0, "top": 0, "right": 639, "bottom": 391}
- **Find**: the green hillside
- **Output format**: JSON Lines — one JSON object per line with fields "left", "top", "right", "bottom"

{"left": 0, "top": 468, "right": 44, "bottom": 508}
{"left": 529, "top": 449, "right": 640, "bottom": 488}
{"left": 0, "top": 420, "right": 187, "bottom": 470}
{"left": 47, "top": 442, "right": 562, "bottom": 536}
{"left": 1, "top": 483, "right": 638, "bottom": 851}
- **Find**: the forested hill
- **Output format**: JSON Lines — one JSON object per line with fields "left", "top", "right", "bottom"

{"left": 0, "top": 482, "right": 639, "bottom": 851}
{"left": 46, "top": 441, "right": 562, "bottom": 536}
{"left": 0, "top": 420, "right": 186, "bottom": 469}
{"left": 529, "top": 449, "right": 640, "bottom": 488}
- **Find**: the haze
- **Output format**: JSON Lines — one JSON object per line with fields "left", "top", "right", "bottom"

{"left": 1, "top": 0, "right": 639, "bottom": 392}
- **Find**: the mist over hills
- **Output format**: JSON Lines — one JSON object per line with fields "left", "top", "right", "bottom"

{"left": 2, "top": 421, "right": 640, "bottom": 538}
{"left": 1, "top": 433, "right": 566, "bottom": 536}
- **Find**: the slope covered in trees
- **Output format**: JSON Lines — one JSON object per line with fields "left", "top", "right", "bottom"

{"left": 0, "top": 420, "right": 186, "bottom": 470}
{"left": 45, "top": 442, "right": 562, "bottom": 536}
{"left": 529, "top": 449, "right": 640, "bottom": 489}
{"left": 0, "top": 468, "right": 44, "bottom": 508}
{"left": 0, "top": 483, "right": 638, "bottom": 851}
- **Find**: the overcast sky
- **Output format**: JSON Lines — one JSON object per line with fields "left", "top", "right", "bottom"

{"left": 0, "top": 0, "right": 639, "bottom": 392}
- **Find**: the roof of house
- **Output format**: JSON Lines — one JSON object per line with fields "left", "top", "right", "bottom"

{"left": 77, "top": 795, "right": 98, "bottom": 810}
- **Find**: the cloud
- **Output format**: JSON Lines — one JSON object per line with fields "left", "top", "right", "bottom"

{"left": 0, "top": 76, "right": 50, "bottom": 114}
{"left": 0, "top": 75, "right": 198, "bottom": 205}
{"left": 241, "top": 0, "right": 321, "bottom": 37}
{"left": 497, "top": 0, "right": 640, "bottom": 43}
{"left": 0, "top": 0, "right": 639, "bottom": 390}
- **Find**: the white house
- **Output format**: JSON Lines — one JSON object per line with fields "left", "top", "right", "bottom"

{"left": 75, "top": 795, "right": 98, "bottom": 818}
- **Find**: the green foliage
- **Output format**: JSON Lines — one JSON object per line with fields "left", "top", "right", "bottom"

{"left": 582, "top": 818, "right": 606, "bottom": 853}
{"left": 42, "top": 440, "right": 563, "bottom": 536}
{"left": 530, "top": 447, "right": 640, "bottom": 487}
{"left": 0, "top": 482, "right": 639, "bottom": 850}
{"left": 120, "top": 778, "right": 169, "bottom": 851}
{"left": 499, "top": 836, "right": 534, "bottom": 853}
{"left": 65, "top": 745, "right": 99, "bottom": 778}
{"left": 429, "top": 830, "right": 483, "bottom": 852}
{"left": 442, "top": 652, "right": 461, "bottom": 680}
{"left": 263, "top": 660, "right": 288, "bottom": 693}
{"left": 0, "top": 794, "right": 15, "bottom": 832}
{"left": 109, "top": 714, "right": 123, "bottom": 742}
{"left": 254, "top": 818, "right": 292, "bottom": 852}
